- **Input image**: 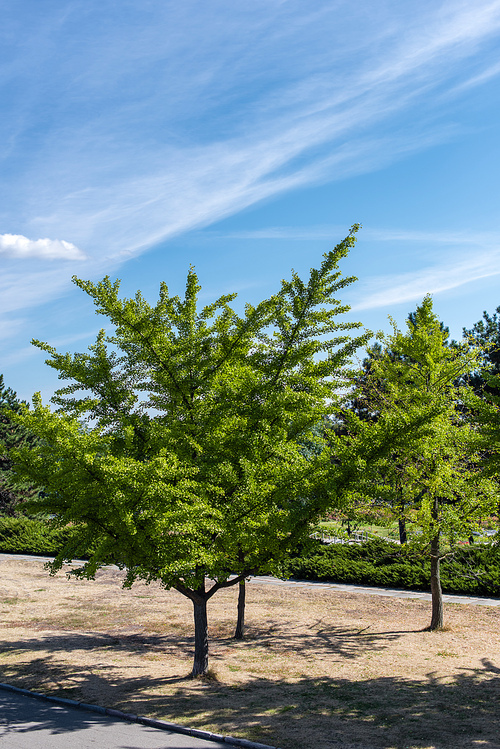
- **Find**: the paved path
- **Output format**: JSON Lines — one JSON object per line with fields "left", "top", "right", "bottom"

{"left": 0, "top": 689, "right": 230, "bottom": 749}
{"left": 249, "top": 575, "right": 500, "bottom": 607}
{"left": 1, "top": 553, "right": 499, "bottom": 607}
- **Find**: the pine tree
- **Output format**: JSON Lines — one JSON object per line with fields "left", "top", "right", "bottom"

{"left": 462, "top": 306, "right": 500, "bottom": 397}
{"left": 0, "top": 375, "right": 38, "bottom": 515}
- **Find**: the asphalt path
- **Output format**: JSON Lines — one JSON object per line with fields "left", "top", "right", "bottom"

{"left": 0, "top": 689, "right": 231, "bottom": 749}
{"left": 251, "top": 574, "right": 500, "bottom": 606}
{"left": 1, "top": 553, "right": 499, "bottom": 607}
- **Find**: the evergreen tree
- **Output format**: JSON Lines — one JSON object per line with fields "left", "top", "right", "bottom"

{"left": 0, "top": 375, "right": 38, "bottom": 515}
{"left": 462, "top": 306, "right": 500, "bottom": 396}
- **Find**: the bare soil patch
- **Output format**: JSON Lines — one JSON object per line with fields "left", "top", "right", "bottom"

{"left": 0, "top": 557, "right": 498, "bottom": 749}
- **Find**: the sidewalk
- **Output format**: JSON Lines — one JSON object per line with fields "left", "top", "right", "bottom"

{"left": 0, "top": 685, "right": 276, "bottom": 749}
{"left": 1, "top": 554, "right": 498, "bottom": 607}
{"left": 250, "top": 575, "right": 500, "bottom": 606}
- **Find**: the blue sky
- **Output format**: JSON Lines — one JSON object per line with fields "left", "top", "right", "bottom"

{"left": 2, "top": 0, "right": 500, "bottom": 401}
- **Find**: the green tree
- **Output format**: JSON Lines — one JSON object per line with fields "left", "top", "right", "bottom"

{"left": 461, "top": 366, "right": 500, "bottom": 528}
{"left": 11, "top": 228, "right": 370, "bottom": 676}
{"left": 0, "top": 375, "right": 38, "bottom": 515}
{"left": 349, "top": 297, "right": 498, "bottom": 629}
{"left": 339, "top": 312, "right": 455, "bottom": 545}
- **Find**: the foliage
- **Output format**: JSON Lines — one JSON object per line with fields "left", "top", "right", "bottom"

{"left": 361, "top": 297, "right": 496, "bottom": 542}
{"left": 9, "top": 227, "right": 372, "bottom": 674}
{"left": 0, "top": 515, "right": 79, "bottom": 556}
{"left": 462, "top": 305, "right": 500, "bottom": 396}
{"left": 336, "top": 296, "right": 499, "bottom": 628}
{"left": 0, "top": 374, "right": 39, "bottom": 515}
{"left": 461, "top": 369, "right": 500, "bottom": 528}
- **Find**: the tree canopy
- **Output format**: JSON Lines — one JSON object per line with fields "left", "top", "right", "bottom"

{"left": 11, "top": 226, "right": 373, "bottom": 675}
{"left": 462, "top": 305, "right": 500, "bottom": 396}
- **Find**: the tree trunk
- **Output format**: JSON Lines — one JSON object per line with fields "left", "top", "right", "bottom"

{"left": 234, "top": 579, "right": 246, "bottom": 639}
{"left": 429, "top": 531, "right": 443, "bottom": 630}
{"left": 192, "top": 595, "right": 209, "bottom": 676}
{"left": 398, "top": 517, "right": 407, "bottom": 544}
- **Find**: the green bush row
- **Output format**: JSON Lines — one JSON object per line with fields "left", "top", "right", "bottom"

{"left": 286, "top": 538, "right": 500, "bottom": 597}
{"left": 1, "top": 516, "right": 498, "bottom": 597}
{"left": 0, "top": 515, "right": 76, "bottom": 556}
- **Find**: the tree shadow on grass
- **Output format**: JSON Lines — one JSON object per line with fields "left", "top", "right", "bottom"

{"left": 238, "top": 618, "right": 417, "bottom": 661}
{"left": 2, "top": 617, "right": 413, "bottom": 662}
{"left": 0, "top": 630, "right": 499, "bottom": 749}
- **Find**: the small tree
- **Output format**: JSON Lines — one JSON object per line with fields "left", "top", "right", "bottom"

{"left": 347, "top": 297, "right": 498, "bottom": 629}
{"left": 461, "top": 367, "right": 500, "bottom": 531}
{"left": 339, "top": 311, "right": 451, "bottom": 545}
{"left": 11, "top": 228, "right": 370, "bottom": 675}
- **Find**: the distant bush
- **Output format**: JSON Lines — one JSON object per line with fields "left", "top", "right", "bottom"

{"left": 0, "top": 515, "right": 75, "bottom": 556}
{"left": 286, "top": 538, "right": 500, "bottom": 597}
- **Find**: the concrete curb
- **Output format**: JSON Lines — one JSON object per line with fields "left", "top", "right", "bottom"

{"left": 0, "top": 682, "right": 279, "bottom": 749}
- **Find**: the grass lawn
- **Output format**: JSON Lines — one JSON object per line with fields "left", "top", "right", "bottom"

{"left": 0, "top": 557, "right": 499, "bottom": 749}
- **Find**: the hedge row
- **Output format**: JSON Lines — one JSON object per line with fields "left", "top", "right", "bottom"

{"left": 286, "top": 538, "right": 500, "bottom": 597}
{"left": 0, "top": 515, "right": 77, "bottom": 555}
{"left": 1, "top": 516, "right": 498, "bottom": 597}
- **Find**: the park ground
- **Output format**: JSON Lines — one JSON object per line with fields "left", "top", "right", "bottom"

{"left": 0, "top": 557, "right": 499, "bottom": 749}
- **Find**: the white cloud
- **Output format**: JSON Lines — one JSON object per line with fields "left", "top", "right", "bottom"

{"left": 0, "top": 234, "right": 86, "bottom": 261}
{"left": 2, "top": 1, "right": 500, "bottom": 267}
{"left": 351, "top": 249, "right": 500, "bottom": 311}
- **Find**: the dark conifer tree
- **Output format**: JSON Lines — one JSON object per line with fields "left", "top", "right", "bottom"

{"left": 462, "top": 306, "right": 500, "bottom": 397}
{"left": 0, "top": 375, "right": 38, "bottom": 515}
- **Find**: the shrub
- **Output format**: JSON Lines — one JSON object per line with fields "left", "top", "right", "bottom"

{"left": 286, "top": 539, "right": 500, "bottom": 597}
{"left": 0, "top": 515, "right": 76, "bottom": 556}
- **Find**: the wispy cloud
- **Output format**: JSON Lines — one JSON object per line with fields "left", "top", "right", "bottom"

{"left": 206, "top": 225, "right": 500, "bottom": 246}
{"left": 350, "top": 231, "right": 500, "bottom": 311}
{"left": 199, "top": 222, "right": 500, "bottom": 309}
{"left": 0, "top": 327, "right": 108, "bottom": 368}
{"left": 2, "top": 0, "right": 500, "bottom": 318}
{"left": 351, "top": 256, "right": 500, "bottom": 311}
{"left": 0, "top": 233, "right": 85, "bottom": 261}
{"left": 208, "top": 226, "right": 349, "bottom": 241}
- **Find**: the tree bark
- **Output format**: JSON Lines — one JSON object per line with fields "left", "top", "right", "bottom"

{"left": 429, "top": 531, "right": 443, "bottom": 630}
{"left": 234, "top": 579, "right": 246, "bottom": 639}
{"left": 177, "top": 572, "right": 252, "bottom": 676}
{"left": 192, "top": 593, "right": 209, "bottom": 676}
{"left": 398, "top": 517, "right": 407, "bottom": 545}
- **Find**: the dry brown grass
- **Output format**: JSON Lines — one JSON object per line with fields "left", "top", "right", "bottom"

{"left": 0, "top": 557, "right": 499, "bottom": 749}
